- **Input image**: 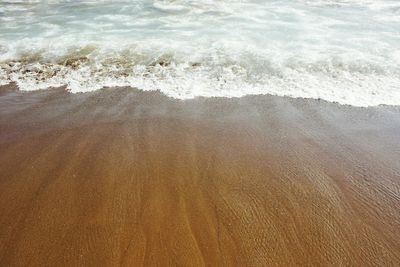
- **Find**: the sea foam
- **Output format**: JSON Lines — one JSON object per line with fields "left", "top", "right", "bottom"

{"left": 1, "top": 0, "right": 400, "bottom": 106}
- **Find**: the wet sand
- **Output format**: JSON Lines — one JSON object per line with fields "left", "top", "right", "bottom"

{"left": 0, "top": 84, "right": 400, "bottom": 266}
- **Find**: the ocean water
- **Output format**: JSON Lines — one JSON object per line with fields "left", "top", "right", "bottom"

{"left": 0, "top": 0, "right": 399, "bottom": 106}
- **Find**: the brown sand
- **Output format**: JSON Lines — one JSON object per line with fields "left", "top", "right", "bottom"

{"left": 0, "top": 84, "right": 399, "bottom": 266}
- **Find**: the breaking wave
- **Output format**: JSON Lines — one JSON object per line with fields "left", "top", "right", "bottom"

{"left": 1, "top": 0, "right": 400, "bottom": 106}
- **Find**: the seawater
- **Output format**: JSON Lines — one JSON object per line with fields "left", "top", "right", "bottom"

{"left": 0, "top": 0, "right": 400, "bottom": 106}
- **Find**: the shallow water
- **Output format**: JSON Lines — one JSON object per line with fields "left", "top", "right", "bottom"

{"left": 1, "top": 0, "right": 400, "bottom": 106}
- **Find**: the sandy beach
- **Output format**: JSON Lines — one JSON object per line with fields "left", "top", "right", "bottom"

{"left": 0, "top": 83, "right": 399, "bottom": 266}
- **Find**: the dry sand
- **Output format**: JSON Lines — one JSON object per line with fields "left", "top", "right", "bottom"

{"left": 0, "top": 84, "right": 400, "bottom": 266}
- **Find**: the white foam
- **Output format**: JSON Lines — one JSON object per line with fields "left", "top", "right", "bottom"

{"left": 0, "top": 0, "right": 400, "bottom": 106}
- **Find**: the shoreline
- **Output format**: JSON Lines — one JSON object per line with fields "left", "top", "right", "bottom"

{"left": 1, "top": 84, "right": 400, "bottom": 266}
{"left": 0, "top": 82, "right": 400, "bottom": 110}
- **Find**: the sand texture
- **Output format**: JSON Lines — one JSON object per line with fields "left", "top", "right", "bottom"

{"left": 1, "top": 84, "right": 400, "bottom": 266}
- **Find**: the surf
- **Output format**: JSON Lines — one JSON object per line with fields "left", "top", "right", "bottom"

{"left": 1, "top": 0, "right": 399, "bottom": 106}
